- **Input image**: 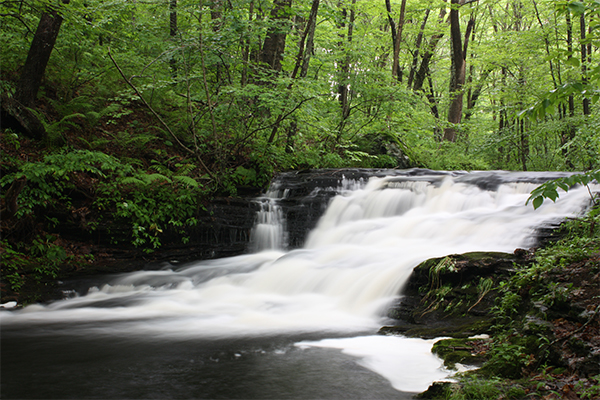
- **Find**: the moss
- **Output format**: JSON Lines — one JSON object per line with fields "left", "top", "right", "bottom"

{"left": 432, "top": 338, "right": 488, "bottom": 369}
{"left": 388, "top": 316, "right": 493, "bottom": 339}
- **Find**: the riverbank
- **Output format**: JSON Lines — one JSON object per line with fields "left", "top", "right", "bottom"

{"left": 381, "top": 217, "right": 600, "bottom": 399}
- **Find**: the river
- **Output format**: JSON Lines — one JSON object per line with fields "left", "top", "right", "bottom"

{"left": 1, "top": 170, "right": 595, "bottom": 399}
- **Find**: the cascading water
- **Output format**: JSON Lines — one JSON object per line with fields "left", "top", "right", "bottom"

{"left": 249, "top": 181, "right": 289, "bottom": 251}
{"left": 1, "top": 170, "right": 596, "bottom": 398}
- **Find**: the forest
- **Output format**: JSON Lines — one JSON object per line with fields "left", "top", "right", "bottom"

{"left": 1, "top": 0, "right": 600, "bottom": 399}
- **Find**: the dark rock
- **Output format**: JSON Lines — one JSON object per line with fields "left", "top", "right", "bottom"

{"left": 381, "top": 252, "right": 528, "bottom": 338}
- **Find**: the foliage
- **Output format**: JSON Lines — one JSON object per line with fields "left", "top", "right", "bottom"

{"left": 1, "top": 148, "right": 206, "bottom": 251}
{"left": 0, "top": 236, "right": 83, "bottom": 298}
{"left": 0, "top": 149, "right": 127, "bottom": 217}
{"left": 527, "top": 169, "right": 600, "bottom": 210}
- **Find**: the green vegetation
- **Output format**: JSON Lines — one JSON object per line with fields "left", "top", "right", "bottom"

{"left": 422, "top": 205, "right": 600, "bottom": 399}
{"left": 1, "top": 0, "right": 600, "bottom": 392}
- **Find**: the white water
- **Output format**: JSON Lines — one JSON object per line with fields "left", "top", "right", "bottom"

{"left": 250, "top": 183, "right": 289, "bottom": 251}
{"left": 2, "top": 172, "right": 595, "bottom": 393}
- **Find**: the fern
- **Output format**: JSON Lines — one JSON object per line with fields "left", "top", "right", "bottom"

{"left": 173, "top": 175, "right": 200, "bottom": 187}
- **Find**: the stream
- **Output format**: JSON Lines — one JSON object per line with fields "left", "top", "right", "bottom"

{"left": 1, "top": 170, "right": 596, "bottom": 399}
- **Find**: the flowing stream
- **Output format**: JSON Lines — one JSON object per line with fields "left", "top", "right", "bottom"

{"left": 1, "top": 170, "right": 596, "bottom": 399}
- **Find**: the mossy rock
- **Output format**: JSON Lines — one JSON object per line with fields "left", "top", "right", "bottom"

{"left": 432, "top": 338, "right": 489, "bottom": 369}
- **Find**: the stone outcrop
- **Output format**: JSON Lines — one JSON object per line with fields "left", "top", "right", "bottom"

{"left": 380, "top": 251, "right": 531, "bottom": 338}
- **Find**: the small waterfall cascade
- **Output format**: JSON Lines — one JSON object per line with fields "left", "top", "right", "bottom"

{"left": 2, "top": 170, "right": 597, "bottom": 396}
{"left": 3, "top": 170, "right": 595, "bottom": 339}
{"left": 249, "top": 175, "right": 367, "bottom": 252}
{"left": 249, "top": 181, "right": 289, "bottom": 252}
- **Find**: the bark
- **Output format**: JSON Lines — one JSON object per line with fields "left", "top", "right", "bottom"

{"left": 413, "top": 7, "right": 447, "bottom": 93}
{"left": 241, "top": 0, "right": 255, "bottom": 86}
{"left": 532, "top": 0, "right": 557, "bottom": 88}
{"left": 0, "top": 178, "right": 27, "bottom": 221}
{"left": 14, "top": 1, "right": 70, "bottom": 108}
{"left": 444, "top": 0, "right": 466, "bottom": 142}
{"left": 464, "top": 71, "right": 489, "bottom": 121}
{"left": 385, "top": 0, "right": 397, "bottom": 45}
{"left": 210, "top": 0, "right": 223, "bottom": 28}
{"left": 567, "top": 11, "right": 575, "bottom": 117}
{"left": 390, "top": 0, "right": 407, "bottom": 82}
{"left": 337, "top": 0, "right": 356, "bottom": 140}
{"left": 169, "top": 0, "right": 177, "bottom": 76}
{"left": 267, "top": 0, "right": 320, "bottom": 144}
{"left": 8, "top": 0, "right": 70, "bottom": 140}
{"left": 291, "top": 0, "right": 320, "bottom": 80}
{"left": 580, "top": 14, "right": 590, "bottom": 115}
{"left": 407, "top": 8, "right": 431, "bottom": 89}
{"left": 519, "top": 118, "right": 528, "bottom": 171}
{"left": 300, "top": 0, "right": 320, "bottom": 78}
{"left": 259, "top": 0, "right": 293, "bottom": 73}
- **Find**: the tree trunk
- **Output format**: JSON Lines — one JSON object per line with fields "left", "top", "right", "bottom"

{"left": 8, "top": 0, "right": 70, "bottom": 140}
{"left": 562, "top": 11, "right": 576, "bottom": 169}
{"left": 241, "top": 0, "right": 255, "bottom": 86}
{"left": 14, "top": 2, "right": 69, "bottom": 108}
{"left": 407, "top": 8, "right": 431, "bottom": 89}
{"left": 412, "top": 7, "right": 446, "bottom": 93}
{"left": 337, "top": 0, "right": 356, "bottom": 141}
{"left": 390, "top": 0, "right": 407, "bottom": 82}
{"left": 580, "top": 14, "right": 590, "bottom": 115}
{"left": 291, "top": 0, "right": 320, "bottom": 79}
{"left": 169, "top": 0, "right": 177, "bottom": 76}
{"left": 267, "top": 0, "right": 320, "bottom": 144}
{"left": 444, "top": 0, "right": 466, "bottom": 142}
{"left": 300, "top": 0, "right": 320, "bottom": 78}
{"left": 259, "top": 0, "right": 292, "bottom": 73}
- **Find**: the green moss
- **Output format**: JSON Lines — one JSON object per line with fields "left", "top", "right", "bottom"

{"left": 432, "top": 338, "right": 488, "bottom": 369}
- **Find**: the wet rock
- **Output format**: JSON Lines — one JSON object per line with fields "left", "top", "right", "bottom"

{"left": 381, "top": 252, "right": 527, "bottom": 338}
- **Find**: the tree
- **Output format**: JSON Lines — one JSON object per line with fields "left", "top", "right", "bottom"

{"left": 259, "top": 0, "right": 293, "bottom": 73}
{"left": 3, "top": 0, "right": 71, "bottom": 140}
{"left": 444, "top": 0, "right": 476, "bottom": 142}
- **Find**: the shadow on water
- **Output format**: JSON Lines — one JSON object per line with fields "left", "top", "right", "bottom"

{"left": 1, "top": 329, "right": 418, "bottom": 399}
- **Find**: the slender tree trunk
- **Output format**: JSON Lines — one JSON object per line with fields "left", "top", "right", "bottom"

{"left": 337, "top": 0, "right": 356, "bottom": 141}
{"left": 561, "top": 11, "right": 576, "bottom": 169}
{"left": 241, "top": 0, "right": 254, "bottom": 86}
{"left": 169, "top": 0, "right": 178, "bottom": 76}
{"left": 267, "top": 0, "right": 320, "bottom": 144}
{"left": 390, "top": 0, "right": 407, "bottom": 82}
{"left": 300, "top": 0, "right": 320, "bottom": 78}
{"left": 566, "top": 11, "right": 575, "bottom": 117}
{"left": 6, "top": 0, "right": 70, "bottom": 140}
{"left": 210, "top": 0, "right": 223, "bottom": 28}
{"left": 413, "top": 7, "right": 446, "bottom": 93}
{"left": 291, "top": 0, "right": 320, "bottom": 79}
{"left": 532, "top": 0, "right": 557, "bottom": 88}
{"left": 520, "top": 118, "right": 528, "bottom": 171}
{"left": 580, "top": 14, "right": 590, "bottom": 115}
{"left": 465, "top": 69, "right": 490, "bottom": 120}
{"left": 407, "top": 8, "right": 430, "bottom": 89}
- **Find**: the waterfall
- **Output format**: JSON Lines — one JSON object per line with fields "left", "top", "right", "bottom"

{"left": 4, "top": 171, "right": 593, "bottom": 334}
{"left": 2, "top": 170, "right": 596, "bottom": 394}
{"left": 249, "top": 182, "right": 289, "bottom": 252}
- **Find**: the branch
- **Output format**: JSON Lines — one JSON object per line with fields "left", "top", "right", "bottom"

{"left": 107, "top": 48, "right": 217, "bottom": 183}
{"left": 1, "top": 13, "right": 34, "bottom": 34}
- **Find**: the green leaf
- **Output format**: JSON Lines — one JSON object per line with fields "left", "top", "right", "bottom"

{"left": 532, "top": 196, "right": 544, "bottom": 210}
{"left": 173, "top": 175, "right": 200, "bottom": 188}
{"left": 542, "top": 189, "right": 559, "bottom": 202}
{"left": 565, "top": 57, "right": 580, "bottom": 67}
{"left": 567, "top": 1, "right": 586, "bottom": 15}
